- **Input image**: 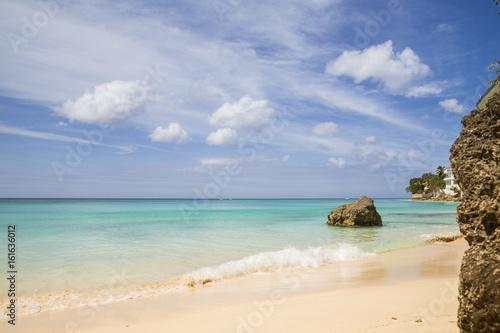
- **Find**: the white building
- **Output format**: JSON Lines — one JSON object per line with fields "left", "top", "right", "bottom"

{"left": 443, "top": 166, "right": 460, "bottom": 196}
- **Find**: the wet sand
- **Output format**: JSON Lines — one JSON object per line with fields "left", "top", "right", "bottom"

{"left": 1, "top": 239, "right": 467, "bottom": 333}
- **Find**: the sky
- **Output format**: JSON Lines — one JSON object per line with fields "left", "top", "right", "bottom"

{"left": 0, "top": 0, "right": 498, "bottom": 199}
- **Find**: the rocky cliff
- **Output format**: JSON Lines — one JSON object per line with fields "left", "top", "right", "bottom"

{"left": 450, "top": 91, "right": 500, "bottom": 332}
{"left": 327, "top": 196, "right": 382, "bottom": 227}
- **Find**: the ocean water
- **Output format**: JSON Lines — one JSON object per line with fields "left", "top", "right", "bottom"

{"left": 0, "top": 198, "right": 460, "bottom": 315}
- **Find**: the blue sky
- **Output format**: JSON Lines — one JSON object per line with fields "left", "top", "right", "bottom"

{"left": 0, "top": 0, "right": 498, "bottom": 198}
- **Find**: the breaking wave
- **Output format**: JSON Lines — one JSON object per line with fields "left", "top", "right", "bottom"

{"left": 1, "top": 244, "right": 373, "bottom": 317}
{"left": 181, "top": 243, "right": 374, "bottom": 287}
{"left": 421, "top": 231, "right": 463, "bottom": 243}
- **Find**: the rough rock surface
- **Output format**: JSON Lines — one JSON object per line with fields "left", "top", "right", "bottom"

{"left": 450, "top": 91, "right": 500, "bottom": 332}
{"left": 327, "top": 196, "right": 382, "bottom": 227}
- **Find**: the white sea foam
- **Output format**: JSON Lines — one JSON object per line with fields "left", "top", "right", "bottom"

{"left": 181, "top": 244, "right": 374, "bottom": 287}
{"left": 3, "top": 244, "right": 373, "bottom": 316}
{"left": 421, "top": 231, "right": 463, "bottom": 243}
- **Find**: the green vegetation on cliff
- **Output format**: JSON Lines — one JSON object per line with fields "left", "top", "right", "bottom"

{"left": 489, "top": 59, "right": 500, "bottom": 84}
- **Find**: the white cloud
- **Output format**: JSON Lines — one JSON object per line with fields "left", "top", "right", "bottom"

{"left": 313, "top": 86, "right": 427, "bottom": 133}
{"left": 355, "top": 135, "right": 379, "bottom": 146}
{"left": 368, "top": 151, "right": 398, "bottom": 170}
{"left": 407, "top": 148, "right": 424, "bottom": 161}
{"left": 55, "top": 122, "right": 68, "bottom": 127}
{"left": 0, "top": 124, "right": 134, "bottom": 154}
{"left": 208, "top": 96, "right": 275, "bottom": 130}
{"left": 353, "top": 149, "right": 399, "bottom": 170}
{"left": 326, "top": 40, "right": 432, "bottom": 92}
{"left": 328, "top": 157, "right": 346, "bottom": 169}
{"left": 439, "top": 99, "right": 467, "bottom": 113}
{"left": 199, "top": 157, "right": 242, "bottom": 166}
{"left": 311, "top": 122, "right": 338, "bottom": 137}
{"left": 437, "top": 24, "right": 457, "bottom": 33}
{"left": 149, "top": 123, "right": 189, "bottom": 144}
{"left": 206, "top": 128, "right": 239, "bottom": 146}
{"left": 282, "top": 154, "right": 290, "bottom": 162}
{"left": 54, "top": 81, "right": 148, "bottom": 125}
{"left": 364, "top": 136, "right": 377, "bottom": 144}
{"left": 405, "top": 83, "right": 443, "bottom": 97}
{"left": 385, "top": 150, "right": 399, "bottom": 160}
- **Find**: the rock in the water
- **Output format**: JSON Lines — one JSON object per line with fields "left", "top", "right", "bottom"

{"left": 327, "top": 196, "right": 382, "bottom": 227}
{"left": 450, "top": 91, "right": 500, "bottom": 332}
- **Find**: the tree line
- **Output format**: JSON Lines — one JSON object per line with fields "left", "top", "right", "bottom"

{"left": 406, "top": 166, "right": 446, "bottom": 195}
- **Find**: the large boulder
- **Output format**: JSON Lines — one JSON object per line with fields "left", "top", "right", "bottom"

{"left": 450, "top": 91, "right": 500, "bottom": 332}
{"left": 326, "top": 196, "right": 382, "bottom": 227}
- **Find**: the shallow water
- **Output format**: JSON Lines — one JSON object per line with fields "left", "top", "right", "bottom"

{"left": 0, "top": 198, "right": 459, "bottom": 315}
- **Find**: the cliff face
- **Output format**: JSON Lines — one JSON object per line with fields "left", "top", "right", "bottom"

{"left": 450, "top": 91, "right": 500, "bottom": 332}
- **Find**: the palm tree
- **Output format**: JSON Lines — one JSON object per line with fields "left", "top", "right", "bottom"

{"left": 436, "top": 166, "right": 446, "bottom": 180}
{"left": 415, "top": 178, "right": 426, "bottom": 193}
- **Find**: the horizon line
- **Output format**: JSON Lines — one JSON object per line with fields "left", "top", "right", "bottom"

{"left": 0, "top": 197, "right": 411, "bottom": 200}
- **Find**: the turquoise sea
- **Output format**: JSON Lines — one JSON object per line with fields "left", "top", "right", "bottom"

{"left": 0, "top": 198, "right": 460, "bottom": 315}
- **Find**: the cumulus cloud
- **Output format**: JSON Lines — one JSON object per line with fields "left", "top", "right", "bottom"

{"left": 328, "top": 157, "right": 346, "bottom": 169}
{"left": 439, "top": 99, "right": 467, "bottom": 113}
{"left": 208, "top": 96, "right": 275, "bottom": 130}
{"left": 149, "top": 123, "right": 189, "bottom": 144}
{"left": 54, "top": 80, "right": 148, "bottom": 125}
{"left": 326, "top": 41, "right": 432, "bottom": 92}
{"left": 311, "top": 122, "right": 338, "bottom": 137}
{"left": 206, "top": 128, "right": 239, "bottom": 146}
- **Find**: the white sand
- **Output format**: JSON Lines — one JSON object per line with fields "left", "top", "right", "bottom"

{"left": 0, "top": 239, "right": 467, "bottom": 333}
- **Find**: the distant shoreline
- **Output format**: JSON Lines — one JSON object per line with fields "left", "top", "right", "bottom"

{"left": 410, "top": 197, "right": 461, "bottom": 203}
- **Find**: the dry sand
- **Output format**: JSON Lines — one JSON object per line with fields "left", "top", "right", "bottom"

{"left": 1, "top": 239, "right": 468, "bottom": 333}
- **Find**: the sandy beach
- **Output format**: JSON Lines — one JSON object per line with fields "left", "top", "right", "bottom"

{"left": 3, "top": 0, "right": 499, "bottom": 330}
{"left": 1, "top": 238, "right": 467, "bottom": 333}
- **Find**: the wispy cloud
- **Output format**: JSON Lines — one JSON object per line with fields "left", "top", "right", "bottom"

{"left": 313, "top": 87, "right": 428, "bottom": 133}
{"left": 199, "top": 157, "right": 244, "bottom": 166}
{"left": 0, "top": 124, "right": 134, "bottom": 154}
{"left": 353, "top": 148, "right": 400, "bottom": 170}
{"left": 406, "top": 82, "right": 444, "bottom": 97}
{"left": 0, "top": 0, "right": 494, "bottom": 197}
{"left": 437, "top": 23, "right": 458, "bottom": 33}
